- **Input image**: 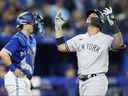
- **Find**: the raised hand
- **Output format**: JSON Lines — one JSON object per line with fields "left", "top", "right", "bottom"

{"left": 55, "top": 11, "right": 65, "bottom": 28}
{"left": 102, "top": 7, "right": 115, "bottom": 26}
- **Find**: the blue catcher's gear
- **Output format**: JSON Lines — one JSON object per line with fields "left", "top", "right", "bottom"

{"left": 4, "top": 32, "right": 36, "bottom": 79}
{"left": 16, "top": 11, "right": 35, "bottom": 28}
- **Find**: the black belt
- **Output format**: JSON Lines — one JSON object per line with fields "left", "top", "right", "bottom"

{"left": 78, "top": 74, "right": 97, "bottom": 81}
{"left": 11, "top": 69, "right": 32, "bottom": 80}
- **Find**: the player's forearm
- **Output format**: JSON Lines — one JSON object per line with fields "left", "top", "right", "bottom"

{"left": 0, "top": 49, "right": 12, "bottom": 66}
{"left": 108, "top": 19, "right": 124, "bottom": 48}
{"left": 102, "top": 7, "right": 125, "bottom": 48}
{"left": 55, "top": 28, "right": 69, "bottom": 52}
{"left": 55, "top": 11, "right": 69, "bottom": 52}
{"left": 113, "top": 32, "right": 124, "bottom": 48}
{"left": 110, "top": 21, "right": 124, "bottom": 48}
{"left": 56, "top": 36, "right": 68, "bottom": 52}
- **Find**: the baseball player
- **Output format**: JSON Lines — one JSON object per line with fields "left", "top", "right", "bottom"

{"left": 55, "top": 7, "right": 124, "bottom": 96}
{"left": 0, "top": 11, "right": 40, "bottom": 96}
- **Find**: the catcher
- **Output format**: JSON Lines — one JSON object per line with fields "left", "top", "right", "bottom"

{"left": 0, "top": 10, "right": 44, "bottom": 96}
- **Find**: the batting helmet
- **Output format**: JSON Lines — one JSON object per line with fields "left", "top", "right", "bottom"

{"left": 16, "top": 11, "right": 35, "bottom": 28}
{"left": 86, "top": 9, "right": 101, "bottom": 18}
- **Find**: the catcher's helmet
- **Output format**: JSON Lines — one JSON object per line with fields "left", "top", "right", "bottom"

{"left": 16, "top": 11, "right": 35, "bottom": 28}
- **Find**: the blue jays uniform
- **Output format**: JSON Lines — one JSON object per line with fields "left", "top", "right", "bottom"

{"left": 4, "top": 32, "right": 36, "bottom": 96}
{"left": 2, "top": 10, "right": 44, "bottom": 96}
{"left": 4, "top": 32, "right": 36, "bottom": 77}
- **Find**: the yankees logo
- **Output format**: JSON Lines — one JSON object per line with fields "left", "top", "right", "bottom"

{"left": 86, "top": 43, "right": 101, "bottom": 52}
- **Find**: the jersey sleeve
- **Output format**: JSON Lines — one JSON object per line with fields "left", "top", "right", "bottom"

{"left": 66, "top": 36, "right": 78, "bottom": 52}
{"left": 4, "top": 37, "right": 19, "bottom": 56}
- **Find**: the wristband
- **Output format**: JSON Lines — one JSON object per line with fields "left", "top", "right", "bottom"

{"left": 56, "top": 37, "right": 65, "bottom": 45}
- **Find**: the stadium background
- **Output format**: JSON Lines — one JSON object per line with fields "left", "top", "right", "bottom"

{"left": 0, "top": 0, "right": 128, "bottom": 96}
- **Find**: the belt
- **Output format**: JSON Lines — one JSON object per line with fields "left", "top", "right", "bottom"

{"left": 11, "top": 69, "right": 32, "bottom": 80}
{"left": 78, "top": 74, "right": 98, "bottom": 81}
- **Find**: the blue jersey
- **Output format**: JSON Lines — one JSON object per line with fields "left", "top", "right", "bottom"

{"left": 4, "top": 32, "right": 36, "bottom": 77}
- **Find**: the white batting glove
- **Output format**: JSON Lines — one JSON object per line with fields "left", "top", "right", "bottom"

{"left": 102, "top": 7, "right": 115, "bottom": 26}
{"left": 103, "top": 7, "right": 113, "bottom": 16}
{"left": 55, "top": 11, "right": 65, "bottom": 30}
{"left": 33, "top": 10, "right": 44, "bottom": 24}
{"left": 95, "top": 9, "right": 105, "bottom": 23}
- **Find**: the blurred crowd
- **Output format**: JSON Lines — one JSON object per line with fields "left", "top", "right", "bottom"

{"left": 0, "top": 0, "right": 31, "bottom": 36}
{"left": 0, "top": 0, "right": 128, "bottom": 43}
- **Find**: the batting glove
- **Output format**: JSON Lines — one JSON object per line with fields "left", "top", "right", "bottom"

{"left": 102, "top": 7, "right": 115, "bottom": 26}
{"left": 33, "top": 10, "right": 44, "bottom": 24}
{"left": 103, "top": 7, "right": 121, "bottom": 35}
{"left": 33, "top": 10, "right": 45, "bottom": 35}
{"left": 93, "top": 9, "right": 105, "bottom": 23}
{"left": 55, "top": 11, "right": 65, "bottom": 31}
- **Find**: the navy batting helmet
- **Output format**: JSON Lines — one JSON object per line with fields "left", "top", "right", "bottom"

{"left": 16, "top": 11, "right": 35, "bottom": 28}
{"left": 86, "top": 9, "right": 100, "bottom": 18}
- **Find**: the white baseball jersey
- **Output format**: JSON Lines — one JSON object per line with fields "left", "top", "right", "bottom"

{"left": 66, "top": 32, "right": 114, "bottom": 75}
